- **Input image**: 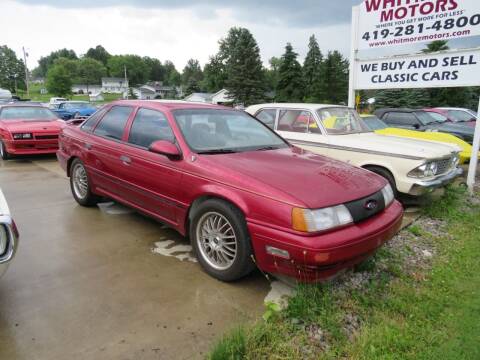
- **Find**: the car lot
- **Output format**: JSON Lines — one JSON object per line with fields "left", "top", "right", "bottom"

{"left": 0, "top": 157, "right": 270, "bottom": 360}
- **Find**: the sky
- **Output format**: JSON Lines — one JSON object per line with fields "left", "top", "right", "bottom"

{"left": 1, "top": 0, "right": 359, "bottom": 71}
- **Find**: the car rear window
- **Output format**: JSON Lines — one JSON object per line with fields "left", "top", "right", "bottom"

{"left": 0, "top": 107, "right": 58, "bottom": 120}
{"left": 93, "top": 106, "right": 133, "bottom": 140}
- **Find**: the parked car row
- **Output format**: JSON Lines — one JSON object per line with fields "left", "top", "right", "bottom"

{"left": 0, "top": 100, "right": 475, "bottom": 283}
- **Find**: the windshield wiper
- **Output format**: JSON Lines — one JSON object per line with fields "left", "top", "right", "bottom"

{"left": 197, "top": 149, "right": 238, "bottom": 155}
{"left": 255, "top": 146, "right": 282, "bottom": 151}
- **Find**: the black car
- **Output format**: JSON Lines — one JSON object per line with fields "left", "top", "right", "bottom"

{"left": 374, "top": 108, "right": 475, "bottom": 144}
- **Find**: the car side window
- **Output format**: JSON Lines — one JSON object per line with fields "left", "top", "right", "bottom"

{"left": 255, "top": 109, "right": 277, "bottom": 129}
{"left": 93, "top": 106, "right": 133, "bottom": 140}
{"left": 81, "top": 107, "right": 108, "bottom": 132}
{"left": 278, "top": 110, "right": 320, "bottom": 134}
{"left": 128, "top": 108, "right": 175, "bottom": 148}
{"left": 385, "top": 112, "right": 418, "bottom": 126}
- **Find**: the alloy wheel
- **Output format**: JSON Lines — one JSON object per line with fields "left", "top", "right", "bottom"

{"left": 72, "top": 163, "right": 89, "bottom": 199}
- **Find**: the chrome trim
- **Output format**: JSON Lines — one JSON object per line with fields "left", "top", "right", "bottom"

{"left": 0, "top": 219, "right": 18, "bottom": 265}
{"left": 409, "top": 167, "right": 463, "bottom": 196}
{"left": 288, "top": 139, "right": 426, "bottom": 161}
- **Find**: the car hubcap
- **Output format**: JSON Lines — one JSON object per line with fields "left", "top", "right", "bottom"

{"left": 196, "top": 212, "right": 237, "bottom": 270}
{"left": 72, "top": 164, "right": 88, "bottom": 199}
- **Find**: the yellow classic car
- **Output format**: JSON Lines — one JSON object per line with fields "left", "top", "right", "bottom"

{"left": 361, "top": 114, "right": 475, "bottom": 164}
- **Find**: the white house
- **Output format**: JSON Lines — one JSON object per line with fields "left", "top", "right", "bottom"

{"left": 133, "top": 85, "right": 157, "bottom": 100}
{"left": 72, "top": 84, "right": 102, "bottom": 95}
{"left": 101, "top": 77, "right": 129, "bottom": 93}
{"left": 211, "top": 89, "right": 232, "bottom": 105}
{"left": 184, "top": 92, "right": 214, "bottom": 103}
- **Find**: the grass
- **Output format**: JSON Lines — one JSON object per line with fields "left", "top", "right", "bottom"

{"left": 15, "top": 83, "right": 123, "bottom": 104}
{"left": 208, "top": 186, "right": 480, "bottom": 359}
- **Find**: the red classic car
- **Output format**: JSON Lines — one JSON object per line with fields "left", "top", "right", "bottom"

{"left": 57, "top": 101, "right": 403, "bottom": 282}
{"left": 0, "top": 104, "right": 63, "bottom": 159}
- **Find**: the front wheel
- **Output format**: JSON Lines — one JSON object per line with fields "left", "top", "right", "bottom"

{"left": 0, "top": 141, "right": 10, "bottom": 160}
{"left": 190, "top": 199, "right": 256, "bottom": 282}
{"left": 70, "top": 159, "right": 100, "bottom": 206}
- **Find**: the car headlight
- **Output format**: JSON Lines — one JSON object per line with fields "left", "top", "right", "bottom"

{"left": 0, "top": 225, "right": 7, "bottom": 255}
{"left": 13, "top": 133, "right": 33, "bottom": 140}
{"left": 292, "top": 205, "right": 353, "bottom": 233}
{"left": 381, "top": 184, "right": 395, "bottom": 207}
{"left": 452, "top": 153, "right": 460, "bottom": 167}
{"left": 408, "top": 161, "right": 438, "bottom": 178}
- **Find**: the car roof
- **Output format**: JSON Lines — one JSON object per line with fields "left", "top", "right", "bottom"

{"left": 109, "top": 100, "right": 234, "bottom": 111}
{"left": 247, "top": 103, "right": 347, "bottom": 113}
{"left": 374, "top": 108, "right": 419, "bottom": 117}
{"left": 0, "top": 103, "right": 50, "bottom": 109}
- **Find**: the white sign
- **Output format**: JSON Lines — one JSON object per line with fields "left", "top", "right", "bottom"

{"left": 357, "top": 0, "right": 480, "bottom": 50}
{"left": 355, "top": 48, "right": 480, "bottom": 89}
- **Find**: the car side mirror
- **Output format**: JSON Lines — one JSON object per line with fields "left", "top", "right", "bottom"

{"left": 149, "top": 140, "right": 181, "bottom": 159}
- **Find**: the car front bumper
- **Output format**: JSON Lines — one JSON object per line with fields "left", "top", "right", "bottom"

{"left": 5, "top": 139, "right": 59, "bottom": 155}
{"left": 248, "top": 201, "right": 404, "bottom": 282}
{"left": 408, "top": 167, "right": 463, "bottom": 196}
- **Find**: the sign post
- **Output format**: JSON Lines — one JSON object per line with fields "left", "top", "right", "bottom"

{"left": 350, "top": 0, "right": 480, "bottom": 194}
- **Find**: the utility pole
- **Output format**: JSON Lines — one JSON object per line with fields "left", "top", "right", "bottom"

{"left": 22, "top": 47, "right": 29, "bottom": 98}
{"left": 124, "top": 65, "right": 129, "bottom": 100}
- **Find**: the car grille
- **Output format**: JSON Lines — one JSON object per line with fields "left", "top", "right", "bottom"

{"left": 34, "top": 134, "right": 59, "bottom": 140}
{"left": 344, "top": 190, "right": 385, "bottom": 224}
{"left": 436, "top": 157, "right": 453, "bottom": 176}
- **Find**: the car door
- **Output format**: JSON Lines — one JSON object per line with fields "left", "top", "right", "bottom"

{"left": 118, "top": 107, "right": 184, "bottom": 224}
{"left": 87, "top": 105, "right": 135, "bottom": 197}
{"left": 275, "top": 108, "right": 331, "bottom": 155}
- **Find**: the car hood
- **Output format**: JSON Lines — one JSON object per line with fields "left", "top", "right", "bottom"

{"left": 193, "top": 147, "right": 387, "bottom": 209}
{"left": 328, "top": 132, "right": 459, "bottom": 159}
{"left": 1, "top": 119, "right": 62, "bottom": 132}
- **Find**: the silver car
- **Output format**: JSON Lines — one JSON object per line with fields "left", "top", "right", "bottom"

{"left": 0, "top": 188, "right": 18, "bottom": 278}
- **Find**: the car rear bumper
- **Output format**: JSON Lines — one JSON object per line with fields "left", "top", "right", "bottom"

{"left": 409, "top": 167, "right": 463, "bottom": 196}
{"left": 5, "top": 139, "right": 59, "bottom": 155}
{"left": 248, "top": 201, "right": 403, "bottom": 282}
{"left": 56, "top": 149, "right": 69, "bottom": 174}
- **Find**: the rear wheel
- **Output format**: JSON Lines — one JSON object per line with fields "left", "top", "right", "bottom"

{"left": 70, "top": 159, "right": 100, "bottom": 206}
{"left": 0, "top": 141, "right": 10, "bottom": 160}
{"left": 190, "top": 199, "right": 256, "bottom": 282}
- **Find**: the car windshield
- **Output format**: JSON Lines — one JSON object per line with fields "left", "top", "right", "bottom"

{"left": 362, "top": 115, "right": 388, "bottom": 130}
{"left": 447, "top": 110, "right": 476, "bottom": 122}
{"left": 64, "top": 102, "right": 89, "bottom": 109}
{"left": 173, "top": 109, "right": 288, "bottom": 154}
{"left": 0, "top": 106, "right": 58, "bottom": 121}
{"left": 415, "top": 111, "right": 446, "bottom": 125}
{"left": 316, "top": 107, "right": 370, "bottom": 135}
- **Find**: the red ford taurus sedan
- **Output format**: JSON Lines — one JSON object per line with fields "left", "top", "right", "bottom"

{"left": 0, "top": 104, "right": 63, "bottom": 160}
{"left": 57, "top": 101, "right": 403, "bottom": 282}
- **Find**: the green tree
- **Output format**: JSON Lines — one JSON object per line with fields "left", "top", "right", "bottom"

{"left": 46, "top": 64, "right": 72, "bottom": 97}
{"left": 163, "top": 61, "right": 181, "bottom": 86}
{"left": 34, "top": 48, "right": 77, "bottom": 77}
{"left": 182, "top": 59, "right": 203, "bottom": 95}
{"left": 202, "top": 55, "right": 227, "bottom": 93}
{"left": 303, "top": 35, "right": 325, "bottom": 102}
{"left": 107, "top": 55, "right": 149, "bottom": 86}
{"left": 323, "top": 51, "right": 349, "bottom": 104}
{"left": 422, "top": 40, "right": 449, "bottom": 53}
{"left": 0, "top": 45, "right": 26, "bottom": 92}
{"left": 218, "top": 27, "right": 265, "bottom": 105}
{"left": 276, "top": 43, "right": 304, "bottom": 102}
{"left": 264, "top": 56, "right": 282, "bottom": 95}
{"left": 143, "top": 57, "right": 165, "bottom": 82}
{"left": 85, "top": 45, "right": 111, "bottom": 65}
{"left": 76, "top": 57, "right": 107, "bottom": 91}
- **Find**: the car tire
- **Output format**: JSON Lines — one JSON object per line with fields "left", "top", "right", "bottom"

{"left": 69, "top": 159, "right": 100, "bottom": 206}
{"left": 0, "top": 141, "right": 10, "bottom": 160}
{"left": 365, "top": 166, "right": 398, "bottom": 198}
{"left": 190, "top": 199, "right": 256, "bottom": 282}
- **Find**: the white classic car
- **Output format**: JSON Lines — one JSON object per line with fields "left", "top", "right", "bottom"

{"left": 0, "top": 188, "right": 18, "bottom": 278}
{"left": 246, "top": 104, "right": 462, "bottom": 197}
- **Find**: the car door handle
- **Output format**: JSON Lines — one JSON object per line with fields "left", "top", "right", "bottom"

{"left": 120, "top": 155, "right": 131, "bottom": 165}
{"left": 84, "top": 143, "right": 92, "bottom": 150}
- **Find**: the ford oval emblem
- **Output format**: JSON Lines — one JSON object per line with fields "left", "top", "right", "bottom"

{"left": 364, "top": 200, "right": 378, "bottom": 211}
